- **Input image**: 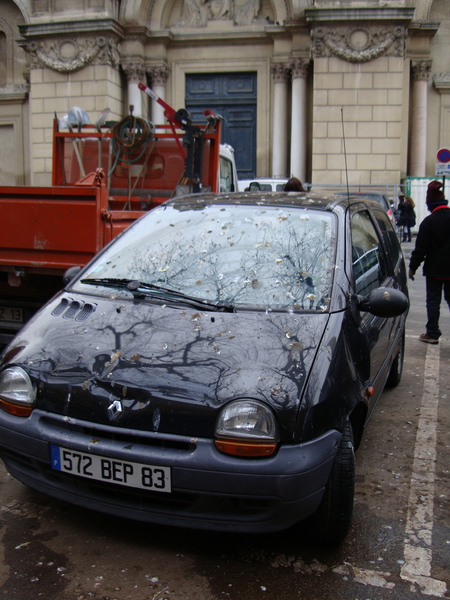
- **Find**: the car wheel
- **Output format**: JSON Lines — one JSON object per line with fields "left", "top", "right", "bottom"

{"left": 385, "top": 330, "right": 405, "bottom": 389}
{"left": 307, "top": 422, "right": 355, "bottom": 545}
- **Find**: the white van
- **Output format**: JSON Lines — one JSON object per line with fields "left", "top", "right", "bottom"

{"left": 238, "top": 178, "right": 288, "bottom": 192}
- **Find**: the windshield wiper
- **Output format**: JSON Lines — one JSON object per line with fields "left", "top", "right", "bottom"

{"left": 80, "top": 278, "right": 235, "bottom": 312}
{"left": 81, "top": 278, "right": 138, "bottom": 290}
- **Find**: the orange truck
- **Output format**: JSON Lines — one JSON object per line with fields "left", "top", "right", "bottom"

{"left": 0, "top": 89, "right": 238, "bottom": 347}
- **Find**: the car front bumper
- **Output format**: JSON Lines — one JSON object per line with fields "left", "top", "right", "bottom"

{"left": 0, "top": 409, "right": 341, "bottom": 533}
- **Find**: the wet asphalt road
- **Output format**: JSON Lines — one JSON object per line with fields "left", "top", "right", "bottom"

{"left": 0, "top": 240, "right": 448, "bottom": 600}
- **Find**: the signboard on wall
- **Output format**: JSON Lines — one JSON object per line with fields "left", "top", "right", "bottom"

{"left": 435, "top": 163, "right": 450, "bottom": 175}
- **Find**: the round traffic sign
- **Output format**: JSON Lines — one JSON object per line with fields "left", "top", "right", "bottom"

{"left": 436, "top": 148, "right": 450, "bottom": 163}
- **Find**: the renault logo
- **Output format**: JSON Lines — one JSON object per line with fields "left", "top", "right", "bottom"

{"left": 107, "top": 399, "right": 123, "bottom": 421}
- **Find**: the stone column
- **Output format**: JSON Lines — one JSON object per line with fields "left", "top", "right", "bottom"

{"left": 147, "top": 65, "right": 171, "bottom": 124}
{"left": 410, "top": 60, "right": 431, "bottom": 177}
{"left": 271, "top": 62, "right": 290, "bottom": 178}
{"left": 122, "top": 62, "right": 145, "bottom": 117}
{"left": 290, "top": 58, "right": 309, "bottom": 184}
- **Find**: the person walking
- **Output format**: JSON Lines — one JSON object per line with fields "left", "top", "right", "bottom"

{"left": 396, "top": 193, "right": 407, "bottom": 239}
{"left": 409, "top": 180, "right": 450, "bottom": 344}
{"left": 402, "top": 196, "right": 416, "bottom": 242}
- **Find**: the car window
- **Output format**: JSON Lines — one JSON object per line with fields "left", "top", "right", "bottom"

{"left": 76, "top": 204, "right": 337, "bottom": 312}
{"left": 219, "top": 156, "right": 234, "bottom": 192}
{"left": 351, "top": 211, "right": 388, "bottom": 296}
{"left": 364, "top": 194, "right": 389, "bottom": 212}
{"left": 372, "top": 209, "right": 400, "bottom": 268}
{"left": 249, "top": 182, "right": 272, "bottom": 191}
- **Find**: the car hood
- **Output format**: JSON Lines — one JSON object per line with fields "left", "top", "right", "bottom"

{"left": 3, "top": 293, "right": 330, "bottom": 440}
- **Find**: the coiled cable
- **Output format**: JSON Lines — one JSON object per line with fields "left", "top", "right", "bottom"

{"left": 109, "top": 115, "right": 156, "bottom": 175}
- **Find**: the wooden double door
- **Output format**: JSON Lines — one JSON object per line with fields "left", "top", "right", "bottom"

{"left": 185, "top": 72, "right": 257, "bottom": 179}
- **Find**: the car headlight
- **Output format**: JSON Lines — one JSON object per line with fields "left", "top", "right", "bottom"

{"left": 0, "top": 367, "right": 36, "bottom": 417}
{"left": 215, "top": 399, "right": 279, "bottom": 457}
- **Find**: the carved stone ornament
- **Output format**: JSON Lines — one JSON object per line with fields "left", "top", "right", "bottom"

{"left": 27, "top": 37, "right": 120, "bottom": 72}
{"left": 147, "top": 65, "right": 171, "bottom": 86}
{"left": 312, "top": 25, "right": 405, "bottom": 62}
{"left": 411, "top": 60, "right": 432, "bottom": 82}
{"left": 290, "top": 58, "right": 309, "bottom": 80}
{"left": 177, "top": 0, "right": 262, "bottom": 28}
{"left": 271, "top": 63, "right": 290, "bottom": 83}
{"left": 122, "top": 62, "right": 145, "bottom": 83}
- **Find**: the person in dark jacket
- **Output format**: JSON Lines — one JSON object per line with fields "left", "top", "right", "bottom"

{"left": 396, "top": 194, "right": 415, "bottom": 241}
{"left": 409, "top": 180, "right": 450, "bottom": 344}
{"left": 402, "top": 196, "right": 416, "bottom": 242}
{"left": 397, "top": 194, "right": 406, "bottom": 221}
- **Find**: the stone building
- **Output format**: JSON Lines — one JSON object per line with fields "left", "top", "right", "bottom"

{"left": 0, "top": 0, "right": 449, "bottom": 189}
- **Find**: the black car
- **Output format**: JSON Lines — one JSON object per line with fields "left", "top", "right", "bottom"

{"left": 0, "top": 192, "right": 408, "bottom": 544}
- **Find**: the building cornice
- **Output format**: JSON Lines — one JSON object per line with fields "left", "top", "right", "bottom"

{"left": 433, "top": 73, "right": 450, "bottom": 93}
{"left": 408, "top": 21, "right": 440, "bottom": 38}
{"left": 305, "top": 7, "right": 415, "bottom": 24}
{"left": 122, "top": 26, "right": 152, "bottom": 40}
{"left": 146, "top": 28, "right": 277, "bottom": 45}
{"left": 0, "top": 85, "right": 29, "bottom": 104}
{"left": 18, "top": 19, "right": 123, "bottom": 40}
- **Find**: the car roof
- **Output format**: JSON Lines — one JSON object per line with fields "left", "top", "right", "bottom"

{"left": 334, "top": 191, "right": 391, "bottom": 209}
{"left": 335, "top": 192, "right": 387, "bottom": 197}
{"left": 168, "top": 191, "right": 382, "bottom": 212}
{"left": 335, "top": 191, "right": 389, "bottom": 203}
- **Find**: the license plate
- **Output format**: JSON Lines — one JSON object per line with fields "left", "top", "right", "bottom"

{"left": 0, "top": 306, "right": 23, "bottom": 323}
{"left": 50, "top": 445, "right": 171, "bottom": 493}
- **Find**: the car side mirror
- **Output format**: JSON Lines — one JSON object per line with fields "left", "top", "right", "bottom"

{"left": 357, "top": 287, "right": 409, "bottom": 318}
{"left": 63, "top": 265, "right": 82, "bottom": 285}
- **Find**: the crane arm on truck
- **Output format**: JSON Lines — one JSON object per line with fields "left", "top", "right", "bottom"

{"left": 138, "top": 82, "right": 223, "bottom": 194}
{"left": 138, "top": 82, "right": 188, "bottom": 160}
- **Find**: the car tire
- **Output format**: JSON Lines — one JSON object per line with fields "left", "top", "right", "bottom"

{"left": 385, "top": 330, "right": 405, "bottom": 389}
{"left": 306, "top": 422, "right": 355, "bottom": 545}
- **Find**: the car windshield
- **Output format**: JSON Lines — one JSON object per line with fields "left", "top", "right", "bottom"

{"left": 74, "top": 202, "right": 336, "bottom": 312}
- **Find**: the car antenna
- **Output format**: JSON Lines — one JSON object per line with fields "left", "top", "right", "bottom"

{"left": 341, "top": 107, "right": 353, "bottom": 291}
{"left": 341, "top": 107, "right": 350, "bottom": 205}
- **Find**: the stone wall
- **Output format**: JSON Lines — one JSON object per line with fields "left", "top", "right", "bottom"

{"left": 29, "top": 64, "right": 123, "bottom": 185}
{"left": 312, "top": 56, "right": 408, "bottom": 185}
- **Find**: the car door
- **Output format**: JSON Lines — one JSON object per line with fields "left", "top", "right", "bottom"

{"left": 350, "top": 209, "right": 394, "bottom": 403}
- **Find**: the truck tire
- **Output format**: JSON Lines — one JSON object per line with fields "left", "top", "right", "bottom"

{"left": 307, "top": 422, "right": 355, "bottom": 545}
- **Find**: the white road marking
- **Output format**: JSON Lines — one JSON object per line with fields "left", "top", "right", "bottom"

{"left": 332, "top": 563, "right": 395, "bottom": 589}
{"left": 400, "top": 343, "right": 447, "bottom": 597}
{"left": 330, "top": 341, "right": 446, "bottom": 593}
